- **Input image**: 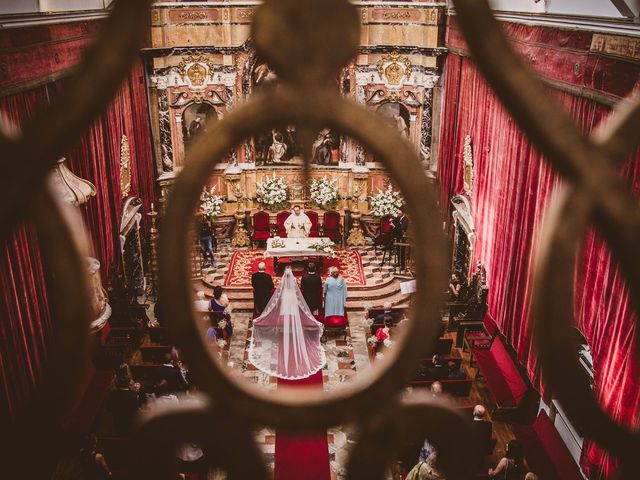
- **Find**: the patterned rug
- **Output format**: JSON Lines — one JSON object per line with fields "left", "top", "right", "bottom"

{"left": 223, "top": 249, "right": 366, "bottom": 286}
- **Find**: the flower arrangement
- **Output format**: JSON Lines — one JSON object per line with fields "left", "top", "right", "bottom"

{"left": 309, "top": 239, "right": 335, "bottom": 255}
{"left": 256, "top": 175, "right": 289, "bottom": 211}
{"left": 369, "top": 185, "right": 404, "bottom": 218}
{"left": 216, "top": 339, "right": 227, "bottom": 349}
{"left": 309, "top": 176, "right": 339, "bottom": 210}
{"left": 218, "top": 319, "right": 228, "bottom": 330}
{"left": 200, "top": 189, "right": 225, "bottom": 221}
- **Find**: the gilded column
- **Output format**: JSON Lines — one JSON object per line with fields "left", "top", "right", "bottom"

{"left": 347, "top": 166, "right": 369, "bottom": 247}
{"left": 225, "top": 167, "right": 251, "bottom": 248}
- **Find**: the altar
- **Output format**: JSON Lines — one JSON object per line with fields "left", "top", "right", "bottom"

{"left": 265, "top": 237, "right": 332, "bottom": 273}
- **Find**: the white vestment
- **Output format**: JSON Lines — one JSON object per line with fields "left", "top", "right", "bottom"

{"left": 284, "top": 211, "right": 312, "bottom": 238}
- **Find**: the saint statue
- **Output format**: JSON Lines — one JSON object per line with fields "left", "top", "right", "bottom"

{"left": 284, "top": 205, "right": 312, "bottom": 238}
{"left": 268, "top": 130, "right": 288, "bottom": 163}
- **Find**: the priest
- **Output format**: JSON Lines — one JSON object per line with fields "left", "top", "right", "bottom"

{"left": 284, "top": 205, "right": 312, "bottom": 238}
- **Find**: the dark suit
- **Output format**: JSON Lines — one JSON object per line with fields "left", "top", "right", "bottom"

{"left": 252, "top": 271, "right": 274, "bottom": 314}
{"left": 374, "top": 311, "right": 400, "bottom": 325}
{"left": 106, "top": 388, "right": 139, "bottom": 435}
{"left": 472, "top": 419, "right": 493, "bottom": 455}
{"left": 157, "top": 364, "right": 188, "bottom": 392}
{"left": 426, "top": 365, "right": 449, "bottom": 380}
{"left": 301, "top": 273, "right": 323, "bottom": 313}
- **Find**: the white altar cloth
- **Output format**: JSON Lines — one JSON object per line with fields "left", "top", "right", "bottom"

{"left": 264, "top": 237, "right": 332, "bottom": 258}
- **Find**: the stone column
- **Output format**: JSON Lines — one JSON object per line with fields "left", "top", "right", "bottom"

{"left": 225, "top": 166, "right": 251, "bottom": 248}
{"left": 347, "top": 166, "right": 369, "bottom": 247}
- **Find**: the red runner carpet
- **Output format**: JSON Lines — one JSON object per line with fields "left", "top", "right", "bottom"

{"left": 274, "top": 371, "right": 331, "bottom": 480}
{"left": 224, "top": 249, "right": 366, "bottom": 287}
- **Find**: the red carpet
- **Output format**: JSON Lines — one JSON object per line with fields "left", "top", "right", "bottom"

{"left": 224, "top": 249, "right": 366, "bottom": 287}
{"left": 274, "top": 371, "right": 330, "bottom": 480}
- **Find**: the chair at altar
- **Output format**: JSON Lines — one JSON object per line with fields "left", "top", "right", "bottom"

{"left": 322, "top": 210, "right": 342, "bottom": 244}
{"left": 251, "top": 210, "right": 271, "bottom": 248}
{"left": 276, "top": 210, "right": 290, "bottom": 237}
{"left": 319, "top": 312, "right": 348, "bottom": 343}
{"left": 373, "top": 215, "right": 394, "bottom": 254}
{"left": 307, "top": 210, "right": 320, "bottom": 238}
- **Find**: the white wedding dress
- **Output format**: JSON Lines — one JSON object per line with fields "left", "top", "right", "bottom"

{"left": 248, "top": 268, "right": 326, "bottom": 380}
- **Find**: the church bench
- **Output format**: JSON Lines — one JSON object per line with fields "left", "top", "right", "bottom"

{"left": 140, "top": 345, "right": 173, "bottom": 364}
{"left": 416, "top": 355, "right": 463, "bottom": 371}
{"left": 408, "top": 378, "right": 472, "bottom": 397}
{"left": 512, "top": 411, "right": 583, "bottom": 480}
{"left": 131, "top": 363, "right": 167, "bottom": 384}
{"left": 367, "top": 307, "right": 408, "bottom": 320}
{"left": 370, "top": 321, "right": 445, "bottom": 339}
{"left": 470, "top": 330, "right": 532, "bottom": 416}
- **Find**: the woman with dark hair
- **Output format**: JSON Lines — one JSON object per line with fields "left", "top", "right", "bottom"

{"left": 79, "top": 434, "right": 111, "bottom": 479}
{"left": 210, "top": 285, "right": 233, "bottom": 338}
{"left": 488, "top": 440, "right": 526, "bottom": 479}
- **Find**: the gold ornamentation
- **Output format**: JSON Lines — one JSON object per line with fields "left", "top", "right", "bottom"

{"left": 376, "top": 52, "right": 411, "bottom": 85}
{"left": 178, "top": 55, "right": 216, "bottom": 85}
{"left": 120, "top": 135, "right": 131, "bottom": 198}
{"left": 463, "top": 135, "right": 473, "bottom": 197}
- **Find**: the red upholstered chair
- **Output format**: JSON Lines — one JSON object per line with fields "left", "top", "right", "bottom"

{"left": 320, "top": 313, "right": 348, "bottom": 343}
{"left": 251, "top": 211, "right": 271, "bottom": 248}
{"left": 307, "top": 210, "right": 320, "bottom": 237}
{"left": 374, "top": 215, "right": 394, "bottom": 254}
{"left": 322, "top": 210, "right": 342, "bottom": 244}
{"left": 276, "top": 210, "right": 290, "bottom": 237}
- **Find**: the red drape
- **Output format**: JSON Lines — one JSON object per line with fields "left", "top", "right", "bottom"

{"left": 438, "top": 52, "right": 640, "bottom": 478}
{"left": 0, "top": 86, "right": 52, "bottom": 417}
{"left": 0, "top": 56, "right": 156, "bottom": 417}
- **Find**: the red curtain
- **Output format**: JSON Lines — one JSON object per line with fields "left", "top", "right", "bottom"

{"left": 438, "top": 52, "right": 639, "bottom": 478}
{"left": 0, "top": 86, "right": 52, "bottom": 418}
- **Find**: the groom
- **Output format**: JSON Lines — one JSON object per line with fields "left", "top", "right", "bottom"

{"left": 284, "top": 205, "right": 311, "bottom": 238}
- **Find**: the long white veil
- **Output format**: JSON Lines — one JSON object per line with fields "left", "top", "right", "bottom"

{"left": 248, "top": 267, "right": 326, "bottom": 380}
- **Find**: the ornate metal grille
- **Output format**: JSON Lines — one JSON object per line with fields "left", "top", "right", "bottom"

{"left": 1, "top": 0, "right": 638, "bottom": 478}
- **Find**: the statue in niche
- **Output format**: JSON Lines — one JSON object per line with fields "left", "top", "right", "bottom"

{"left": 268, "top": 129, "right": 288, "bottom": 164}
{"left": 182, "top": 102, "right": 216, "bottom": 151}
{"left": 376, "top": 101, "right": 410, "bottom": 138}
{"left": 312, "top": 128, "right": 337, "bottom": 165}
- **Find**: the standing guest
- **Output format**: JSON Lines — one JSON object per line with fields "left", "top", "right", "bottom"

{"left": 448, "top": 273, "right": 461, "bottom": 300}
{"left": 210, "top": 285, "right": 232, "bottom": 338}
{"left": 472, "top": 404, "right": 493, "bottom": 456}
{"left": 375, "top": 302, "right": 400, "bottom": 324}
{"left": 196, "top": 207, "right": 217, "bottom": 269}
{"left": 194, "top": 291, "right": 210, "bottom": 311}
{"left": 79, "top": 434, "right": 112, "bottom": 479}
{"left": 301, "top": 262, "right": 323, "bottom": 314}
{"left": 106, "top": 375, "right": 141, "bottom": 436}
{"left": 323, "top": 267, "right": 347, "bottom": 317}
{"left": 158, "top": 353, "right": 188, "bottom": 392}
{"left": 488, "top": 440, "right": 526, "bottom": 479}
{"left": 252, "top": 262, "right": 274, "bottom": 314}
{"left": 391, "top": 207, "right": 409, "bottom": 241}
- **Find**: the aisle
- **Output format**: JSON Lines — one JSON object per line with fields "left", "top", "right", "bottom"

{"left": 274, "top": 371, "right": 331, "bottom": 480}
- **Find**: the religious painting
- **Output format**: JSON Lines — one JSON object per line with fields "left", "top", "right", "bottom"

{"left": 182, "top": 102, "right": 217, "bottom": 151}
{"left": 311, "top": 128, "right": 340, "bottom": 165}
{"left": 376, "top": 101, "right": 410, "bottom": 138}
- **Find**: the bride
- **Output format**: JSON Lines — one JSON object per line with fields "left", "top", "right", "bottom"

{"left": 248, "top": 267, "right": 326, "bottom": 380}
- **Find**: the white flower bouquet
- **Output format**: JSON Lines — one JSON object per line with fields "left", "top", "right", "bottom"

{"left": 223, "top": 305, "right": 233, "bottom": 315}
{"left": 256, "top": 175, "right": 289, "bottom": 211}
{"left": 309, "top": 176, "right": 339, "bottom": 210}
{"left": 309, "top": 239, "right": 335, "bottom": 255}
{"left": 217, "top": 319, "right": 228, "bottom": 330}
{"left": 201, "top": 190, "right": 225, "bottom": 221}
{"left": 367, "top": 335, "right": 378, "bottom": 346}
{"left": 369, "top": 185, "right": 404, "bottom": 218}
{"left": 383, "top": 338, "right": 393, "bottom": 348}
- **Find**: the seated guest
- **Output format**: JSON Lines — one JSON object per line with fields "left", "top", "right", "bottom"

{"left": 449, "top": 273, "right": 461, "bottom": 300}
{"left": 252, "top": 262, "right": 274, "bottom": 314}
{"left": 194, "top": 290, "right": 209, "bottom": 311}
{"left": 375, "top": 302, "right": 400, "bottom": 325}
{"left": 79, "top": 433, "right": 112, "bottom": 479}
{"left": 301, "top": 262, "right": 323, "bottom": 314}
{"left": 524, "top": 473, "right": 538, "bottom": 480}
{"left": 427, "top": 355, "right": 449, "bottom": 380}
{"left": 152, "top": 380, "right": 179, "bottom": 408}
{"left": 488, "top": 440, "right": 526, "bottom": 479}
{"left": 210, "top": 285, "right": 232, "bottom": 338}
{"left": 446, "top": 361, "right": 466, "bottom": 380}
{"left": 430, "top": 381, "right": 443, "bottom": 398}
{"left": 106, "top": 375, "right": 141, "bottom": 436}
{"left": 158, "top": 353, "right": 188, "bottom": 392}
{"left": 472, "top": 404, "right": 493, "bottom": 455}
